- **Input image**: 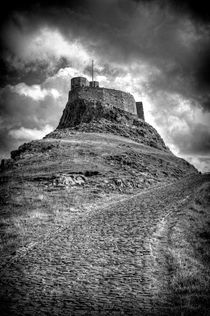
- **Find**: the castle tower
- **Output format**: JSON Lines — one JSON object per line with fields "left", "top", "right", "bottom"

{"left": 89, "top": 81, "right": 99, "bottom": 88}
{"left": 136, "top": 102, "right": 145, "bottom": 120}
{"left": 71, "top": 77, "right": 89, "bottom": 90}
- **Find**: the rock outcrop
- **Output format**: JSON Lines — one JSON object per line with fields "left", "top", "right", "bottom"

{"left": 56, "top": 99, "right": 168, "bottom": 151}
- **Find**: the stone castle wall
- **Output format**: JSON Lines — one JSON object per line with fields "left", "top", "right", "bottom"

{"left": 136, "top": 102, "right": 145, "bottom": 121}
{"left": 68, "top": 87, "right": 137, "bottom": 116}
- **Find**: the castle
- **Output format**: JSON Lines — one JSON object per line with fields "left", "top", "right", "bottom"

{"left": 58, "top": 76, "right": 145, "bottom": 129}
{"left": 69, "top": 77, "right": 144, "bottom": 120}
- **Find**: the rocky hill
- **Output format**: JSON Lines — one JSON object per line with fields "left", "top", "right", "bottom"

{"left": 1, "top": 99, "right": 197, "bottom": 197}
{"left": 1, "top": 95, "right": 209, "bottom": 315}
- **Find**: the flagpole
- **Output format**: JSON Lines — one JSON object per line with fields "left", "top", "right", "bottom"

{"left": 92, "top": 60, "right": 94, "bottom": 82}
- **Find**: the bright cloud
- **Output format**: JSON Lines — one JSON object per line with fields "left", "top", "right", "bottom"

{"left": 10, "top": 83, "right": 60, "bottom": 101}
{"left": 4, "top": 25, "right": 91, "bottom": 71}
{"left": 26, "top": 27, "right": 90, "bottom": 65}
{"left": 8, "top": 125, "right": 53, "bottom": 140}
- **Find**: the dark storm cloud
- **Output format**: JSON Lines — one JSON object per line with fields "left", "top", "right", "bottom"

{"left": 1, "top": 0, "right": 209, "bottom": 108}
{"left": 0, "top": 128, "right": 18, "bottom": 158}
{"left": 0, "top": 85, "right": 64, "bottom": 129}
{"left": 173, "top": 123, "right": 210, "bottom": 155}
{"left": 2, "top": 0, "right": 210, "bottom": 23}
{"left": 133, "top": 0, "right": 210, "bottom": 22}
{"left": 0, "top": 55, "right": 69, "bottom": 87}
{"left": 0, "top": 83, "right": 64, "bottom": 157}
{"left": 195, "top": 45, "right": 210, "bottom": 90}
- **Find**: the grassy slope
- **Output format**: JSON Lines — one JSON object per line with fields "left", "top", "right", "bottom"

{"left": 147, "top": 178, "right": 210, "bottom": 314}
{"left": 0, "top": 132, "right": 209, "bottom": 315}
{"left": 0, "top": 132, "right": 196, "bottom": 255}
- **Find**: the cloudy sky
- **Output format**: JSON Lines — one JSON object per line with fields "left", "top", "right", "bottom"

{"left": 0, "top": 0, "right": 210, "bottom": 171}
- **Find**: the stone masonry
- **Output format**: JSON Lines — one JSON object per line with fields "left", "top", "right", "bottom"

{"left": 136, "top": 102, "right": 145, "bottom": 121}
{"left": 68, "top": 87, "right": 137, "bottom": 116}
{"left": 58, "top": 76, "right": 145, "bottom": 129}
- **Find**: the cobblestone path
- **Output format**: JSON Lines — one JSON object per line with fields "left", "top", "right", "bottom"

{"left": 0, "top": 175, "right": 207, "bottom": 315}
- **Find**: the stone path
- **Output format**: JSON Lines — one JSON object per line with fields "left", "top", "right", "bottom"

{"left": 0, "top": 175, "right": 207, "bottom": 315}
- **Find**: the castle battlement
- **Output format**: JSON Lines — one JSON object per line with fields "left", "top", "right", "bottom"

{"left": 69, "top": 76, "right": 144, "bottom": 120}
